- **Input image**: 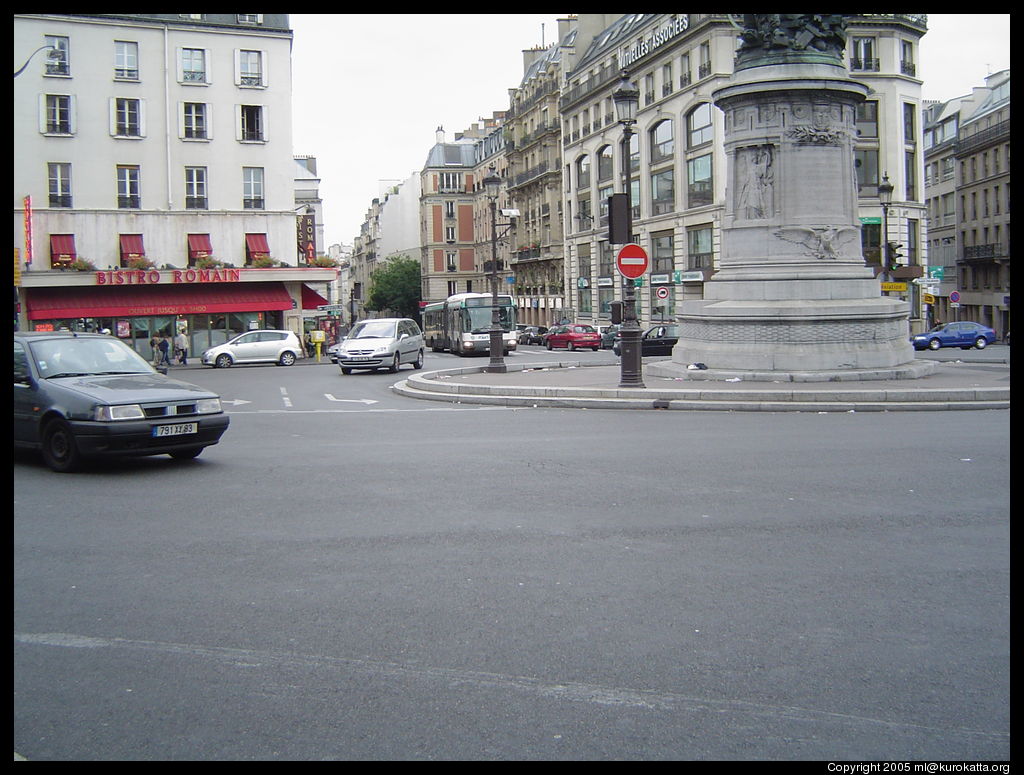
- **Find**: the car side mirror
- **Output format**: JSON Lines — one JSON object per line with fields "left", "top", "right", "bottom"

{"left": 14, "top": 368, "right": 30, "bottom": 384}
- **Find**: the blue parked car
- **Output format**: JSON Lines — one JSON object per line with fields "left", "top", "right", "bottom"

{"left": 912, "top": 321, "right": 996, "bottom": 351}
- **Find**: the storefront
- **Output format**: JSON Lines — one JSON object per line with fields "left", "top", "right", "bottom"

{"left": 18, "top": 266, "right": 333, "bottom": 362}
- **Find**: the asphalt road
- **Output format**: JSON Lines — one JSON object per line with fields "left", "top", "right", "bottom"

{"left": 13, "top": 352, "right": 1010, "bottom": 761}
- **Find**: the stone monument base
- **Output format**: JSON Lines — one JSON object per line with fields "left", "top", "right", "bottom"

{"left": 648, "top": 357, "right": 938, "bottom": 383}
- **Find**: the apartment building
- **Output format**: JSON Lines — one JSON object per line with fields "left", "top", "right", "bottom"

{"left": 559, "top": 13, "right": 929, "bottom": 331}
{"left": 14, "top": 14, "right": 335, "bottom": 357}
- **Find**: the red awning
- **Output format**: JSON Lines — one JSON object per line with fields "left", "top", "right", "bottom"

{"left": 301, "top": 284, "right": 329, "bottom": 310}
{"left": 26, "top": 282, "right": 294, "bottom": 320}
{"left": 245, "top": 233, "right": 270, "bottom": 256}
{"left": 187, "top": 233, "right": 213, "bottom": 258}
{"left": 120, "top": 234, "right": 145, "bottom": 257}
{"left": 50, "top": 235, "right": 77, "bottom": 263}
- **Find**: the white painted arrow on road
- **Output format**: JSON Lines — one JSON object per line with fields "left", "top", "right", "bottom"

{"left": 324, "top": 394, "right": 378, "bottom": 405}
{"left": 222, "top": 399, "right": 252, "bottom": 406}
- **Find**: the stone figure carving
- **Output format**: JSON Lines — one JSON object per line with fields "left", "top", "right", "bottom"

{"left": 774, "top": 225, "right": 861, "bottom": 260}
{"left": 736, "top": 145, "right": 774, "bottom": 219}
{"left": 738, "top": 14, "right": 847, "bottom": 56}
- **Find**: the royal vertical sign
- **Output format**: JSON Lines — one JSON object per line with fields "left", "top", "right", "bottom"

{"left": 297, "top": 213, "right": 315, "bottom": 265}
{"left": 616, "top": 243, "right": 649, "bottom": 280}
{"left": 23, "top": 196, "right": 32, "bottom": 267}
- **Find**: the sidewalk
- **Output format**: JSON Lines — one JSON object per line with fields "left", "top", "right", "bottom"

{"left": 393, "top": 356, "right": 1011, "bottom": 412}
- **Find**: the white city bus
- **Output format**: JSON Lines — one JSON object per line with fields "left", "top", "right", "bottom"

{"left": 422, "top": 292, "right": 517, "bottom": 356}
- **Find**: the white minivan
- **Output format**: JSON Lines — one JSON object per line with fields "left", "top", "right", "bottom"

{"left": 202, "top": 330, "right": 304, "bottom": 368}
{"left": 335, "top": 318, "right": 424, "bottom": 374}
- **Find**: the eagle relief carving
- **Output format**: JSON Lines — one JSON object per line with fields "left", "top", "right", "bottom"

{"left": 774, "top": 225, "right": 860, "bottom": 260}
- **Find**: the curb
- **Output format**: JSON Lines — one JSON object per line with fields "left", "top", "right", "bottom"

{"left": 392, "top": 361, "right": 1010, "bottom": 412}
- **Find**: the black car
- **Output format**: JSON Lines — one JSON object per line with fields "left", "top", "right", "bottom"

{"left": 612, "top": 324, "right": 679, "bottom": 357}
{"left": 14, "top": 332, "right": 230, "bottom": 472}
{"left": 517, "top": 326, "right": 548, "bottom": 345}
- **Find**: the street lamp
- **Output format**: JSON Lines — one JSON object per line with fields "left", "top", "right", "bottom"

{"left": 612, "top": 70, "right": 644, "bottom": 388}
{"left": 483, "top": 165, "right": 507, "bottom": 373}
{"left": 14, "top": 45, "right": 63, "bottom": 78}
{"left": 878, "top": 172, "right": 894, "bottom": 283}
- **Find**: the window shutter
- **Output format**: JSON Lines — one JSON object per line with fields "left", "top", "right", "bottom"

{"left": 205, "top": 103, "right": 213, "bottom": 140}
{"left": 68, "top": 95, "right": 77, "bottom": 134}
{"left": 233, "top": 49, "right": 241, "bottom": 86}
{"left": 38, "top": 94, "right": 47, "bottom": 133}
{"left": 138, "top": 99, "right": 147, "bottom": 137}
{"left": 175, "top": 48, "right": 184, "bottom": 82}
{"left": 260, "top": 49, "right": 268, "bottom": 87}
{"left": 109, "top": 97, "right": 117, "bottom": 136}
{"left": 177, "top": 102, "right": 185, "bottom": 138}
{"left": 234, "top": 104, "right": 242, "bottom": 141}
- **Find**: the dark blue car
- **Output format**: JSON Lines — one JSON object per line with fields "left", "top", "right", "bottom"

{"left": 911, "top": 321, "right": 996, "bottom": 351}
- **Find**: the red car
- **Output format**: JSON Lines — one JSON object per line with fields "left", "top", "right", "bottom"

{"left": 544, "top": 324, "right": 601, "bottom": 352}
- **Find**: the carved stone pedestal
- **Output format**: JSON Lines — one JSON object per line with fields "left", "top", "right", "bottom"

{"left": 653, "top": 60, "right": 932, "bottom": 380}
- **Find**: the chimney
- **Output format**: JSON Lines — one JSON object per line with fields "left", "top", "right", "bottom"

{"left": 436, "top": 126, "right": 445, "bottom": 144}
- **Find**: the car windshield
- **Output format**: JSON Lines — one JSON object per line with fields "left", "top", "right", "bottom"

{"left": 570, "top": 326, "right": 596, "bottom": 333}
{"left": 349, "top": 320, "right": 398, "bottom": 339}
{"left": 30, "top": 337, "right": 155, "bottom": 378}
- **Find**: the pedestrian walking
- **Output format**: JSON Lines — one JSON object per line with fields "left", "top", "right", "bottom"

{"left": 174, "top": 331, "right": 189, "bottom": 365}
{"left": 157, "top": 335, "right": 172, "bottom": 367}
{"left": 150, "top": 335, "right": 161, "bottom": 366}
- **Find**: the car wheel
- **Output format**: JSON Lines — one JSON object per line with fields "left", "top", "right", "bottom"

{"left": 974, "top": 337, "right": 988, "bottom": 349}
{"left": 169, "top": 447, "right": 203, "bottom": 460}
{"left": 567, "top": 342, "right": 575, "bottom": 351}
{"left": 927, "top": 338, "right": 942, "bottom": 351}
{"left": 592, "top": 347, "right": 600, "bottom": 352}
{"left": 546, "top": 340, "right": 553, "bottom": 350}
{"left": 389, "top": 353, "right": 401, "bottom": 373}
{"left": 215, "top": 353, "right": 233, "bottom": 368}
{"left": 278, "top": 351, "right": 297, "bottom": 366}
{"left": 41, "top": 419, "right": 83, "bottom": 473}
{"left": 413, "top": 350, "right": 424, "bottom": 369}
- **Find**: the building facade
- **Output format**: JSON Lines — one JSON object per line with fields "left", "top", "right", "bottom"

{"left": 559, "top": 13, "right": 929, "bottom": 332}
{"left": 14, "top": 13, "right": 335, "bottom": 358}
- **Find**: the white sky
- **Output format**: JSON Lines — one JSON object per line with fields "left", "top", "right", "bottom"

{"left": 289, "top": 13, "right": 1011, "bottom": 249}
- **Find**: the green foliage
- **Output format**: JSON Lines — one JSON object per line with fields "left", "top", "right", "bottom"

{"left": 365, "top": 256, "right": 421, "bottom": 320}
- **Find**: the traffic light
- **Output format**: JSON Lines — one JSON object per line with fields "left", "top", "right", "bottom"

{"left": 610, "top": 301, "right": 623, "bottom": 324}
{"left": 607, "top": 193, "right": 629, "bottom": 244}
{"left": 886, "top": 242, "right": 904, "bottom": 271}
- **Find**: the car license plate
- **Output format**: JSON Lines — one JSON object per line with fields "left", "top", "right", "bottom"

{"left": 349, "top": 357, "right": 372, "bottom": 362}
{"left": 153, "top": 422, "right": 198, "bottom": 437}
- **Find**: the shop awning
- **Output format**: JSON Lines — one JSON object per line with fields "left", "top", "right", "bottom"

{"left": 50, "top": 235, "right": 77, "bottom": 265}
{"left": 245, "top": 233, "right": 270, "bottom": 257}
{"left": 301, "top": 284, "right": 329, "bottom": 310}
{"left": 26, "top": 282, "right": 294, "bottom": 320}
{"left": 187, "top": 233, "right": 213, "bottom": 258}
{"left": 119, "top": 234, "right": 146, "bottom": 258}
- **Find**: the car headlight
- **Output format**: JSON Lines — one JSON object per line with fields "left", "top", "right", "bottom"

{"left": 94, "top": 404, "right": 145, "bottom": 421}
{"left": 196, "top": 398, "right": 222, "bottom": 414}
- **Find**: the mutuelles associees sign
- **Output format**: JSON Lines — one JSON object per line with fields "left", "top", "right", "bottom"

{"left": 95, "top": 268, "right": 243, "bottom": 285}
{"left": 620, "top": 15, "right": 689, "bottom": 69}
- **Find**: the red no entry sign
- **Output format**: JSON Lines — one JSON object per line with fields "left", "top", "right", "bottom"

{"left": 616, "top": 243, "right": 649, "bottom": 279}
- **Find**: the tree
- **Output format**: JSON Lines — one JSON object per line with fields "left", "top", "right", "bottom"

{"left": 364, "top": 255, "right": 421, "bottom": 321}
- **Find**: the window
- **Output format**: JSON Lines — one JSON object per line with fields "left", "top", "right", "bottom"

{"left": 113, "top": 97, "right": 143, "bottom": 137}
{"left": 444, "top": 200, "right": 455, "bottom": 218}
{"left": 850, "top": 37, "right": 877, "bottom": 71}
{"left": 445, "top": 252, "right": 457, "bottom": 272}
{"left": 577, "top": 242, "right": 592, "bottom": 277}
{"left": 237, "top": 14, "right": 263, "bottom": 25}
{"left": 117, "top": 165, "right": 140, "bottom": 209}
{"left": 576, "top": 155, "right": 591, "bottom": 189}
{"left": 114, "top": 41, "right": 138, "bottom": 79}
{"left": 687, "top": 103, "right": 713, "bottom": 148}
{"left": 439, "top": 172, "right": 462, "bottom": 192}
{"left": 687, "top": 154, "right": 713, "bottom": 207}
{"left": 698, "top": 42, "right": 711, "bottom": 78}
{"left": 651, "top": 169, "right": 675, "bottom": 215}
{"left": 238, "top": 50, "right": 263, "bottom": 87}
{"left": 239, "top": 105, "right": 264, "bottom": 141}
{"left": 662, "top": 62, "right": 674, "bottom": 97}
{"left": 185, "top": 167, "right": 207, "bottom": 209}
{"left": 48, "top": 163, "right": 72, "bottom": 208}
{"left": 905, "top": 150, "right": 917, "bottom": 201}
{"left": 854, "top": 149, "right": 879, "bottom": 193}
{"left": 597, "top": 145, "right": 614, "bottom": 182}
{"left": 183, "top": 102, "right": 208, "bottom": 139}
{"left": 687, "top": 225, "right": 713, "bottom": 270}
{"left": 651, "top": 230, "right": 674, "bottom": 273}
{"left": 44, "top": 35, "right": 69, "bottom": 75}
{"left": 856, "top": 101, "right": 878, "bottom": 138}
{"left": 650, "top": 120, "right": 674, "bottom": 164}
{"left": 903, "top": 103, "right": 916, "bottom": 144}
{"left": 900, "top": 40, "right": 916, "bottom": 76}
{"left": 43, "top": 94, "right": 73, "bottom": 134}
{"left": 243, "top": 167, "right": 264, "bottom": 209}
{"left": 181, "top": 48, "right": 207, "bottom": 83}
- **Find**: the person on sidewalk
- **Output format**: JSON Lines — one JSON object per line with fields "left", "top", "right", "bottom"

{"left": 157, "top": 335, "right": 172, "bottom": 367}
{"left": 174, "top": 331, "right": 189, "bottom": 365}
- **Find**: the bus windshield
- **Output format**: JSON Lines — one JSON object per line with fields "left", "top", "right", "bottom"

{"left": 463, "top": 304, "right": 513, "bottom": 333}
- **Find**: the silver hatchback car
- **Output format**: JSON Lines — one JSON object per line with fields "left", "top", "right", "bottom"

{"left": 202, "top": 329, "right": 304, "bottom": 368}
{"left": 336, "top": 318, "right": 424, "bottom": 374}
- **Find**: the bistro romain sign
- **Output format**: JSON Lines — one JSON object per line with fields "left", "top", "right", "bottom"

{"left": 620, "top": 15, "right": 689, "bottom": 69}
{"left": 96, "top": 268, "right": 242, "bottom": 285}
